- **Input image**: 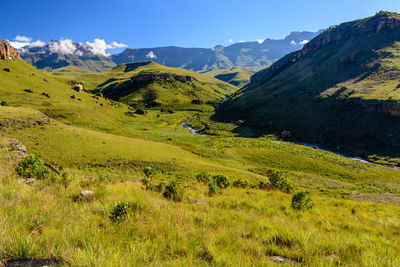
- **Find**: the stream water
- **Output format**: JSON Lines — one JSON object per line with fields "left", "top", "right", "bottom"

{"left": 181, "top": 116, "right": 399, "bottom": 169}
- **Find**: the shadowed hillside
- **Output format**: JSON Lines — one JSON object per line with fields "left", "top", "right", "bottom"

{"left": 217, "top": 11, "right": 400, "bottom": 159}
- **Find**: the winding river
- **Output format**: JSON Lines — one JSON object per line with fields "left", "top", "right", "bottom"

{"left": 181, "top": 116, "right": 399, "bottom": 169}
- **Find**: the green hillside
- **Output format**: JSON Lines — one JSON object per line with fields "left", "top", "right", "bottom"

{"left": 217, "top": 11, "right": 400, "bottom": 159}
{"left": 1, "top": 41, "right": 400, "bottom": 266}
{"left": 214, "top": 67, "right": 255, "bottom": 88}
{"left": 54, "top": 61, "right": 238, "bottom": 108}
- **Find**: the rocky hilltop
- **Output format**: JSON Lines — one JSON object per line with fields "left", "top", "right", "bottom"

{"left": 0, "top": 40, "right": 20, "bottom": 60}
{"left": 251, "top": 11, "right": 400, "bottom": 83}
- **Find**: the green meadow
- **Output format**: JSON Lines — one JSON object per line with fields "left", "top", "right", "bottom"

{"left": 0, "top": 58, "right": 400, "bottom": 266}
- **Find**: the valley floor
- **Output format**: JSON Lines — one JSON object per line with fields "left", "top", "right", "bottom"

{"left": 1, "top": 104, "right": 400, "bottom": 266}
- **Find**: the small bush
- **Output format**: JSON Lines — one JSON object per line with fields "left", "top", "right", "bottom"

{"left": 291, "top": 191, "right": 313, "bottom": 210}
{"left": 148, "top": 181, "right": 166, "bottom": 192}
{"left": 196, "top": 172, "right": 211, "bottom": 184}
{"left": 257, "top": 180, "right": 270, "bottom": 190}
{"left": 141, "top": 177, "right": 152, "bottom": 188}
{"left": 0, "top": 101, "right": 7, "bottom": 106}
{"left": 16, "top": 155, "right": 53, "bottom": 179}
{"left": 143, "top": 166, "right": 155, "bottom": 177}
{"left": 213, "top": 174, "right": 230, "bottom": 189}
{"left": 110, "top": 202, "right": 132, "bottom": 222}
{"left": 233, "top": 179, "right": 251, "bottom": 188}
{"left": 267, "top": 169, "right": 293, "bottom": 193}
{"left": 163, "top": 181, "right": 184, "bottom": 202}
{"left": 208, "top": 181, "right": 221, "bottom": 196}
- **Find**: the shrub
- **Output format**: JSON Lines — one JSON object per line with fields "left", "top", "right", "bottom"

{"left": 141, "top": 177, "right": 152, "bottom": 188}
{"left": 233, "top": 179, "right": 251, "bottom": 188}
{"left": 143, "top": 166, "right": 155, "bottom": 177}
{"left": 110, "top": 202, "right": 132, "bottom": 222}
{"left": 0, "top": 101, "right": 7, "bottom": 106}
{"left": 196, "top": 172, "right": 211, "bottom": 184}
{"left": 163, "top": 181, "right": 184, "bottom": 202}
{"left": 148, "top": 181, "right": 166, "bottom": 192}
{"left": 257, "top": 180, "right": 270, "bottom": 190}
{"left": 291, "top": 191, "right": 313, "bottom": 210}
{"left": 208, "top": 181, "right": 221, "bottom": 196}
{"left": 267, "top": 169, "right": 293, "bottom": 193}
{"left": 15, "top": 155, "right": 53, "bottom": 179}
{"left": 213, "top": 174, "right": 230, "bottom": 189}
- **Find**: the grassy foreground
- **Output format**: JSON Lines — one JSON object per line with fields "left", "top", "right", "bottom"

{"left": 0, "top": 58, "right": 400, "bottom": 266}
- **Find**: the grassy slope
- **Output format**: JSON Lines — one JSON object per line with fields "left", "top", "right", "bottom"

{"left": 217, "top": 12, "right": 400, "bottom": 158}
{"left": 214, "top": 67, "right": 255, "bottom": 88}
{"left": 0, "top": 58, "right": 400, "bottom": 265}
{"left": 53, "top": 61, "right": 238, "bottom": 107}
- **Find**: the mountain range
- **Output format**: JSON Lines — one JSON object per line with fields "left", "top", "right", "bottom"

{"left": 19, "top": 31, "right": 320, "bottom": 73}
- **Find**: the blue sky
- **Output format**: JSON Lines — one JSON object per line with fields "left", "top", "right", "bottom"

{"left": 2, "top": 0, "right": 400, "bottom": 53}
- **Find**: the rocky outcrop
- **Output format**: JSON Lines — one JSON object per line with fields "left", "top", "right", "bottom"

{"left": 0, "top": 40, "right": 20, "bottom": 60}
{"left": 130, "top": 72, "right": 198, "bottom": 84}
{"left": 73, "top": 82, "right": 84, "bottom": 92}
{"left": 250, "top": 13, "right": 400, "bottom": 84}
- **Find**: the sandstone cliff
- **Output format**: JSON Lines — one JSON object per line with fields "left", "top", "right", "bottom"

{"left": 0, "top": 40, "right": 20, "bottom": 60}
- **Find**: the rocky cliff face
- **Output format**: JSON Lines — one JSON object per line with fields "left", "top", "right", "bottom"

{"left": 130, "top": 73, "right": 197, "bottom": 84}
{"left": 249, "top": 13, "right": 400, "bottom": 84}
{"left": 0, "top": 40, "right": 20, "bottom": 60}
{"left": 301, "top": 13, "right": 400, "bottom": 56}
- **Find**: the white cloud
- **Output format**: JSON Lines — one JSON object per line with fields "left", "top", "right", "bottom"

{"left": 239, "top": 40, "right": 246, "bottom": 43}
{"left": 10, "top": 36, "right": 128, "bottom": 56}
{"left": 9, "top": 41, "right": 30, "bottom": 49}
{"left": 146, "top": 51, "right": 157, "bottom": 59}
{"left": 111, "top": 41, "right": 128, "bottom": 48}
{"left": 15, "top": 35, "right": 32, "bottom": 42}
{"left": 257, "top": 39, "right": 264, "bottom": 44}
{"left": 49, "top": 39, "right": 77, "bottom": 55}
{"left": 29, "top": 40, "right": 46, "bottom": 47}
{"left": 228, "top": 38, "right": 234, "bottom": 44}
{"left": 290, "top": 40, "right": 296, "bottom": 45}
{"left": 299, "top": 40, "right": 309, "bottom": 45}
{"left": 85, "top": 38, "right": 109, "bottom": 56}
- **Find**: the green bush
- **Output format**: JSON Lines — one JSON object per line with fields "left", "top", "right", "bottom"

{"left": 163, "top": 181, "right": 184, "bottom": 202}
{"left": 208, "top": 181, "right": 221, "bottom": 196}
{"left": 257, "top": 180, "right": 270, "bottom": 190}
{"left": 0, "top": 101, "right": 7, "bottom": 106}
{"left": 143, "top": 166, "right": 155, "bottom": 177}
{"left": 213, "top": 174, "right": 230, "bottom": 189}
{"left": 15, "top": 155, "right": 53, "bottom": 179}
{"left": 291, "top": 191, "right": 313, "bottom": 210}
{"left": 233, "top": 179, "right": 251, "bottom": 188}
{"left": 267, "top": 169, "right": 293, "bottom": 193}
{"left": 148, "top": 181, "right": 166, "bottom": 192}
{"left": 141, "top": 177, "right": 152, "bottom": 188}
{"left": 109, "top": 202, "right": 132, "bottom": 223}
{"left": 196, "top": 172, "right": 211, "bottom": 184}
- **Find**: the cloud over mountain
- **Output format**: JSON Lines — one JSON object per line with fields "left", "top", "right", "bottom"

{"left": 9, "top": 35, "right": 127, "bottom": 57}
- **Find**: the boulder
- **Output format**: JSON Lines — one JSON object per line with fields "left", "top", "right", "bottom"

{"left": 73, "top": 82, "right": 84, "bottom": 92}
{"left": 125, "top": 111, "right": 136, "bottom": 117}
{"left": 19, "top": 178, "right": 35, "bottom": 184}
{"left": 3, "top": 68, "right": 10, "bottom": 72}
{"left": 191, "top": 100, "right": 204, "bottom": 105}
{"left": 73, "top": 190, "right": 94, "bottom": 202}
{"left": 24, "top": 89, "right": 33, "bottom": 93}
{"left": 135, "top": 109, "right": 148, "bottom": 115}
{"left": 205, "top": 124, "right": 211, "bottom": 130}
{"left": 167, "top": 109, "right": 176, "bottom": 114}
{"left": 71, "top": 95, "right": 78, "bottom": 100}
{"left": 41, "top": 92, "right": 50, "bottom": 98}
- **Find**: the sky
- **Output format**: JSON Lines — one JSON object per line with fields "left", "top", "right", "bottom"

{"left": 2, "top": 0, "right": 400, "bottom": 54}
